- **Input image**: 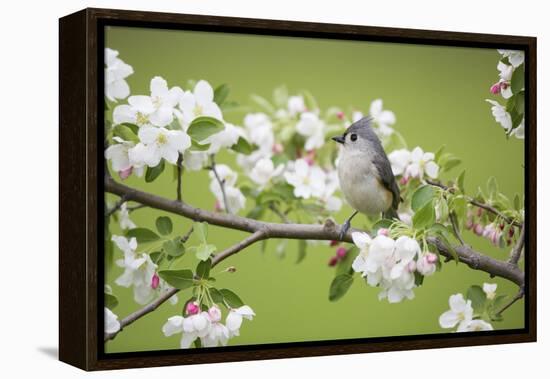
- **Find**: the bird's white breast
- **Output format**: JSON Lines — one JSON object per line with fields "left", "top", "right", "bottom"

{"left": 337, "top": 149, "right": 392, "bottom": 215}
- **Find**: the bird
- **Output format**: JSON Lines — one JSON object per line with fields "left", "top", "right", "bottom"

{"left": 331, "top": 116, "right": 401, "bottom": 240}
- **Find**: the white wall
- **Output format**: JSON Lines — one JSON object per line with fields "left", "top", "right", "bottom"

{"left": 1, "top": 0, "right": 546, "bottom": 377}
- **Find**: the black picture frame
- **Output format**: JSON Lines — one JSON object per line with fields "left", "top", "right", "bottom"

{"left": 59, "top": 8, "right": 537, "bottom": 371}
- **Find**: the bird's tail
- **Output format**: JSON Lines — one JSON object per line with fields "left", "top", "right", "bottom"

{"left": 383, "top": 207, "right": 400, "bottom": 221}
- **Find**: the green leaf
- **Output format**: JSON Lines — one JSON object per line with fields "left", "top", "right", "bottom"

{"left": 187, "top": 116, "right": 225, "bottom": 142}
{"left": 511, "top": 64, "right": 524, "bottom": 94}
{"left": 329, "top": 274, "right": 354, "bottom": 302}
{"left": 105, "top": 293, "right": 119, "bottom": 309}
{"left": 411, "top": 185, "right": 436, "bottom": 212}
{"left": 158, "top": 269, "right": 195, "bottom": 290}
{"left": 150, "top": 251, "right": 164, "bottom": 264}
{"left": 457, "top": 170, "right": 466, "bottom": 193}
{"left": 467, "top": 285, "right": 487, "bottom": 314}
{"left": 250, "top": 94, "right": 275, "bottom": 114}
{"left": 163, "top": 239, "right": 185, "bottom": 257}
{"left": 246, "top": 205, "right": 265, "bottom": 220}
{"left": 209, "top": 288, "right": 224, "bottom": 304}
{"left": 231, "top": 137, "right": 254, "bottom": 155}
{"left": 413, "top": 201, "right": 436, "bottom": 230}
{"left": 155, "top": 216, "right": 173, "bottom": 235}
{"left": 414, "top": 271, "right": 424, "bottom": 286}
{"left": 145, "top": 160, "right": 165, "bottom": 183}
{"left": 434, "top": 145, "right": 446, "bottom": 162}
{"left": 450, "top": 195, "right": 467, "bottom": 220}
{"left": 189, "top": 139, "right": 211, "bottom": 151}
{"left": 296, "top": 240, "right": 307, "bottom": 264}
{"left": 219, "top": 288, "right": 244, "bottom": 307}
{"left": 195, "top": 243, "right": 216, "bottom": 261}
{"left": 195, "top": 222, "right": 208, "bottom": 243}
{"left": 487, "top": 176, "right": 499, "bottom": 197}
{"left": 196, "top": 259, "right": 211, "bottom": 279}
{"left": 443, "top": 157, "right": 462, "bottom": 172}
{"left": 112, "top": 124, "right": 139, "bottom": 143}
{"left": 213, "top": 84, "right": 230, "bottom": 105}
{"left": 126, "top": 228, "right": 160, "bottom": 244}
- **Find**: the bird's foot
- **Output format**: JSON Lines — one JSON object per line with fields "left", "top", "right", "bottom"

{"left": 339, "top": 220, "right": 351, "bottom": 241}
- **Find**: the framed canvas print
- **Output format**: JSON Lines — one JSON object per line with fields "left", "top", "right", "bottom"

{"left": 59, "top": 8, "right": 537, "bottom": 371}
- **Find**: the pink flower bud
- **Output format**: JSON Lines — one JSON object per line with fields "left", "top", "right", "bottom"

{"left": 185, "top": 301, "right": 200, "bottom": 315}
{"left": 377, "top": 228, "right": 389, "bottom": 237}
{"left": 214, "top": 200, "right": 222, "bottom": 212}
{"left": 336, "top": 111, "right": 345, "bottom": 120}
{"left": 474, "top": 223, "right": 484, "bottom": 236}
{"left": 465, "top": 218, "right": 474, "bottom": 230}
{"left": 151, "top": 273, "right": 160, "bottom": 289}
{"left": 119, "top": 167, "right": 133, "bottom": 180}
{"left": 407, "top": 260, "right": 417, "bottom": 272}
{"left": 508, "top": 228, "right": 515, "bottom": 238}
{"left": 304, "top": 151, "right": 316, "bottom": 166}
{"left": 399, "top": 176, "right": 409, "bottom": 186}
{"left": 272, "top": 143, "right": 284, "bottom": 154}
{"left": 477, "top": 208, "right": 483, "bottom": 217}
{"left": 328, "top": 256, "right": 339, "bottom": 267}
{"left": 490, "top": 82, "right": 501, "bottom": 95}
{"left": 208, "top": 305, "right": 222, "bottom": 322}
{"left": 426, "top": 252, "right": 438, "bottom": 264}
{"left": 336, "top": 247, "right": 347, "bottom": 258}
{"left": 329, "top": 240, "right": 340, "bottom": 247}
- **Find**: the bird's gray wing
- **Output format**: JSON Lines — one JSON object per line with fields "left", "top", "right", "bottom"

{"left": 369, "top": 137, "right": 401, "bottom": 212}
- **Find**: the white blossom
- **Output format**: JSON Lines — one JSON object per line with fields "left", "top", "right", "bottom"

{"left": 204, "top": 123, "right": 246, "bottom": 154}
{"left": 105, "top": 48, "right": 133, "bottom": 102}
{"left": 439, "top": 293, "right": 474, "bottom": 330}
{"left": 458, "top": 319, "right": 494, "bottom": 332}
{"left": 284, "top": 159, "right": 326, "bottom": 199}
{"left": 182, "top": 150, "right": 209, "bottom": 171}
{"left": 369, "top": 99, "right": 396, "bottom": 136}
{"left": 296, "top": 112, "right": 326, "bottom": 151}
{"left": 162, "top": 312, "right": 212, "bottom": 348}
{"left": 249, "top": 158, "right": 284, "bottom": 188}
{"left": 118, "top": 202, "right": 136, "bottom": 230}
{"left": 287, "top": 95, "right": 306, "bottom": 116}
{"left": 112, "top": 235, "right": 157, "bottom": 304}
{"left": 243, "top": 113, "right": 274, "bottom": 153}
{"left": 113, "top": 76, "right": 182, "bottom": 127}
{"left": 209, "top": 165, "right": 246, "bottom": 214}
{"left": 483, "top": 283, "right": 498, "bottom": 300}
{"left": 511, "top": 118, "right": 525, "bottom": 139}
{"left": 486, "top": 99, "right": 512, "bottom": 132}
{"left": 226, "top": 305, "right": 255, "bottom": 337}
{"left": 497, "top": 61, "right": 513, "bottom": 99}
{"left": 177, "top": 80, "right": 223, "bottom": 128}
{"left": 105, "top": 137, "right": 144, "bottom": 178}
{"left": 388, "top": 149, "right": 412, "bottom": 176}
{"left": 498, "top": 49, "right": 525, "bottom": 68}
{"left": 129, "top": 126, "right": 191, "bottom": 167}
{"left": 104, "top": 307, "right": 121, "bottom": 334}
{"left": 319, "top": 170, "right": 342, "bottom": 212}
{"left": 202, "top": 306, "right": 230, "bottom": 347}
{"left": 405, "top": 147, "right": 439, "bottom": 179}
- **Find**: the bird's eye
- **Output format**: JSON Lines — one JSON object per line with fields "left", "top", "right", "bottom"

{"left": 350, "top": 133, "right": 357, "bottom": 142}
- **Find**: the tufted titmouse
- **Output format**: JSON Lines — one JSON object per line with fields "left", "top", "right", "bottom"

{"left": 332, "top": 116, "right": 401, "bottom": 240}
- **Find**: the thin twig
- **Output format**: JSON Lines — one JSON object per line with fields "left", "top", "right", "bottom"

{"left": 209, "top": 155, "right": 230, "bottom": 213}
{"left": 426, "top": 179, "right": 522, "bottom": 227}
{"left": 176, "top": 153, "right": 183, "bottom": 202}
{"left": 104, "top": 229, "right": 267, "bottom": 341}
{"left": 508, "top": 223, "right": 526, "bottom": 265}
{"left": 127, "top": 204, "right": 146, "bottom": 212}
{"left": 449, "top": 211, "right": 467, "bottom": 246}
{"left": 180, "top": 226, "right": 194, "bottom": 244}
{"left": 495, "top": 286, "right": 525, "bottom": 316}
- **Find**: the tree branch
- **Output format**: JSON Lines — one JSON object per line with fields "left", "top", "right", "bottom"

{"left": 104, "top": 229, "right": 267, "bottom": 341}
{"left": 426, "top": 179, "right": 522, "bottom": 227}
{"left": 508, "top": 223, "right": 526, "bottom": 265}
{"left": 104, "top": 176, "right": 526, "bottom": 341}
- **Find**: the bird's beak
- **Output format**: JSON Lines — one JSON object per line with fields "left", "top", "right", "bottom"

{"left": 331, "top": 135, "right": 345, "bottom": 144}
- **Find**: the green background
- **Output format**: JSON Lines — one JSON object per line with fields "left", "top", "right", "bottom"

{"left": 104, "top": 26, "right": 524, "bottom": 353}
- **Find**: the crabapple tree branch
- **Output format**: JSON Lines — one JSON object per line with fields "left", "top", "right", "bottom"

{"left": 106, "top": 175, "right": 525, "bottom": 289}
{"left": 104, "top": 229, "right": 268, "bottom": 341}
